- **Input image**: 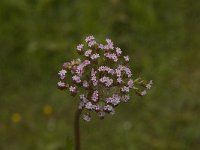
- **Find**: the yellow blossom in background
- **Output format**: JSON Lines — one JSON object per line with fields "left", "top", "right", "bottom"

{"left": 43, "top": 105, "right": 53, "bottom": 115}
{"left": 11, "top": 113, "right": 22, "bottom": 123}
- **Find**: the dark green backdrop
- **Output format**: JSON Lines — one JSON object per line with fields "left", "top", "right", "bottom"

{"left": 0, "top": 0, "right": 200, "bottom": 150}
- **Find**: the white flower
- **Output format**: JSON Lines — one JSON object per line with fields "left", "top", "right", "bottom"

{"left": 77, "top": 44, "right": 84, "bottom": 51}
{"left": 84, "top": 49, "right": 92, "bottom": 57}
{"left": 127, "top": 79, "right": 134, "bottom": 88}
{"left": 146, "top": 80, "right": 153, "bottom": 89}
{"left": 85, "top": 102, "right": 93, "bottom": 110}
{"left": 90, "top": 53, "right": 100, "bottom": 60}
{"left": 121, "top": 95, "right": 130, "bottom": 102}
{"left": 79, "top": 94, "right": 86, "bottom": 100}
{"left": 117, "top": 77, "right": 123, "bottom": 84}
{"left": 98, "top": 44, "right": 104, "bottom": 49}
{"left": 83, "top": 114, "right": 91, "bottom": 122}
{"left": 100, "top": 76, "right": 113, "bottom": 87}
{"left": 105, "top": 38, "right": 114, "bottom": 49}
{"left": 91, "top": 90, "right": 99, "bottom": 102}
{"left": 141, "top": 90, "right": 147, "bottom": 96}
{"left": 83, "top": 80, "right": 89, "bottom": 88}
{"left": 72, "top": 75, "right": 81, "bottom": 83}
{"left": 121, "top": 86, "right": 130, "bottom": 93}
{"left": 58, "top": 69, "right": 67, "bottom": 76}
{"left": 85, "top": 35, "right": 95, "bottom": 42}
{"left": 79, "top": 101, "right": 85, "bottom": 109}
{"left": 115, "top": 68, "right": 122, "bottom": 77}
{"left": 69, "top": 86, "right": 76, "bottom": 92}
{"left": 106, "top": 94, "right": 121, "bottom": 106}
{"left": 58, "top": 69, "right": 67, "bottom": 80}
{"left": 116, "top": 47, "right": 122, "bottom": 56}
{"left": 124, "top": 67, "right": 132, "bottom": 77}
{"left": 57, "top": 81, "right": 65, "bottom": 87}
{"left": 104, "top": 53, "right": 118, "bottom": 62}
{"left": 88, "top": 40, "right": 96, "bottom": 47}
{"left": 124, "top": 55, "right": 130, "bottom": 62}
{"left": 104, "top": 105, "right": 113, "bottom": 112}
{"left": 106, "top": 38, "right": 112, "bottom": 43}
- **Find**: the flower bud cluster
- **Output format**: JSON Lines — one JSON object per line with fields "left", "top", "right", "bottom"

{"left": 57, "top": 35, "right": 152, "bottom": 122}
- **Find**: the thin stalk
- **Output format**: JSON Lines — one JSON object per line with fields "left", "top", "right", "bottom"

{"left": 74, "top": 109, "right": 82, "bottom": 150}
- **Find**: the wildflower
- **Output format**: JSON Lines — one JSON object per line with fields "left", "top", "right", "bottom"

{"left": 117, "top": 77, "right": 123, "bottom": 84}
{"left": 84, "top": 49, "right": 92, "bottom": 57}
{"left": 91, "top": 68, "right": 98, "bottom": 86}
{"left": 83, "top": 114, "right": 91, "bottom": 122}
{"left": 98, "top": 66, "right": 115, "bottom": 75}
{"left": 91, "top": 90, "right": 99, "bottom": 102}
{"left": 141, "top": 90, "right": 147, "bottom": 96}
{"left": 106, "top": 94, "right": 121, "bottom": 106}
{"left": 79, "top": 94, "right": 86, "bottom": 100}
{"left": 121, "top": 95, "right": 130, "bottom": 102}
{"left": 77, "top": 44, "right": 84, "bottom": 51}
{"left": 121, "top": 86, "right": 130, "bottom": 93}
{"left": 85, "top": 35, "right": 95, "bottom": 42}
{"left": 124, "top": 67, "right": 132, "bottom": 77}
{"left": 115, "top": 68, "right": 122, "bottom": 77}
{"left": 93, "top": 104, "right": 100, "bottom": 112}
{"left": 146, "top": 80, "right": 153, "bottom": 89}
{"left": 116, "top": 47, "right": 122, "bottom": 56}
{"left": 104, "top": 105, "right": 113, "bottom": 113}
{"left": 57, "top": 81, "right": 66, "bottom": 89}
{"left": 106, "top": 38, "right": 112, "bottom": 44}
{"left": 124, "top": 55, "right": 130, "bottom": 62}
{"left": 69, "top": 86, "right": 77, "bottom": 95}
{"left": 79, "top": 101, "right": 85, "bottom": 109}
{"left": 58, "top": 69, "right": 67, "bottom": 80}
{"left": 79, "top": 94, "right": 88, "bottom": 104}
{"left": 99, "top": 76, "right": 113, "bottom": 87}
{"left": 88, "top": 40, "right": 96, "bottom": 47}
{"left": 104, "top": 53, "right": 118, "bottom": 62}
{"left": 90, "top": 53, "right": 100, "bottom": 60}
{"left": 127, "top": 79, "right": 134, "bottom": 88}
{"left": 105, "top": 38, "right": 114, "bottom": 49}
{"left": 85, "top": 102, "right": 93, "bottom": 110}
{"left": 76, "top": 60, "right": 90, "bottom": 76}
{"left": 98, "top": 44, "right": 104, "bottom": 49}
{"left": 57, "top": 35, "right": 152, "bottom": 121}
{"left": 83, "top": 80, "right": 89, "bottom": 88}
{"left": 72, "top": 75, "right": 81, "bottom": 83}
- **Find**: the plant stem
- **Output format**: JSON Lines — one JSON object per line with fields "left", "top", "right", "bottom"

{"left": 74, "top": 109, "right": 82, "bottom": 150}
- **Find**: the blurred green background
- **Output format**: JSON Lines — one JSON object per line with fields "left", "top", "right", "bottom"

{"left": 0, "top": 0, "right": 200, "bottom": 150}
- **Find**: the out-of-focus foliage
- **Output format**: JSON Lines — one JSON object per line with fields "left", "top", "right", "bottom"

{"left": 0, "top": 0, "right": 200, "bottom": 150}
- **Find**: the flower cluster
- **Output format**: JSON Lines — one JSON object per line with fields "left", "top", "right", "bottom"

{"left": 57, "top": 35, "right": 152, "bottom": 122}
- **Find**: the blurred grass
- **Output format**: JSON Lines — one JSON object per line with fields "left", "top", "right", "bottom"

{"left": 0, "top": 0, "right": 200, "bottom": 150}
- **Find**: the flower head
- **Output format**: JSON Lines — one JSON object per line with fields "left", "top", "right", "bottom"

{"left": 57, "top": 35, "right": 152, "bottom": 121}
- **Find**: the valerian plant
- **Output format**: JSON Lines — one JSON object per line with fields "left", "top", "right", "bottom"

{"left": 57, "top": 35, "right": 152, "bottom": 150}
